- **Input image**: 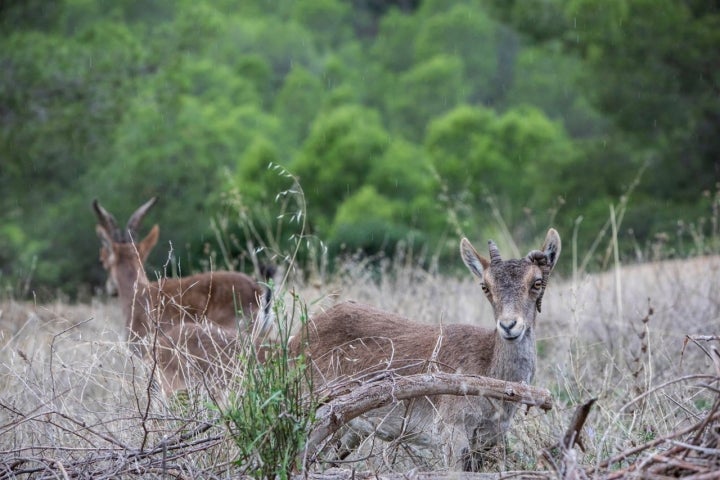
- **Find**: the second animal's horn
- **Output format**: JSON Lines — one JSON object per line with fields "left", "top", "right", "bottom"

{"left": 126, "top": 197, "right": 158, "bottom": 240}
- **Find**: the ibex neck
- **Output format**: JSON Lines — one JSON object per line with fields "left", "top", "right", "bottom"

{"left": 112, "top": 250, "right": 153, "bottom": 338}
{"left": 489, "top": 328, "right": 536, "bottom": 384}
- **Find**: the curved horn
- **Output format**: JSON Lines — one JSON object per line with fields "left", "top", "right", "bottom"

{"left": 126, "top": 197, "right": 158, "bottom": 240}
{"left": 526, "top": 249, "right": 551, "bottom": 313}
{"left": 92, "top": 199, "right": 121, "bottom": 241}
{"left": 488, "top": 240, "right": 502, "bottom": 265}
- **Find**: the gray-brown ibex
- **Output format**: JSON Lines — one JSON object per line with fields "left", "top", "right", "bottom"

{"left": 93, "top": 197, "right": 272, "bottom": 393}
{"left": 292, "top": 229, "right": 561, "bottom": 471}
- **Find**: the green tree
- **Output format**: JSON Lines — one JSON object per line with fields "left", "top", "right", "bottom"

{"left": 368, "top": 139, "right": 441, "bottom": 234}
{"left": 235, "top": 55, "right": 274, "bottom": 108}
{"left": 414, "top": 4, "right": 499, "bottom": 103}
{"left": 274, "top": 66, "right": 325, "bottom": 146}
{"left": 504, "top": 45, "right": 607, "bottom": 138}
{"left": 292, "top": 105, "right": 390, "bottom": 233}
{"left": 427, "top": 104, "right": 574, "bottom": 237}
{"left": 240, "top": 17, "right": 321, "bottom": 91}
{"left": 228, "top": 136, "right": 287, "bottom": 204}
{"left": 387, "top": 55, "right": 467, "bottom": 141}
{"left": 0, "top": 20, "right": 149, "bottom": 296}
{"left": 89, "top": 76, "right": 281, "bottom": 273}
{"left": 329, "top": 185, "right": 421, "bottom": 256}
{"left": 369, "top": 9, "right": 417, "bottom": 73}
{"left": 565, "top": 0, "right": 720, "bottom": 201}
{"left": 292, "top": 0, "right": 353, "bottom": 49}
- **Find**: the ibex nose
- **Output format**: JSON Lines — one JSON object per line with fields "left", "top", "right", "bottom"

{"left": 498, "top": 317, "right": 523, "bottom": 340}
{"left": 500, "top": 319, "right": 517, "bottom": 333}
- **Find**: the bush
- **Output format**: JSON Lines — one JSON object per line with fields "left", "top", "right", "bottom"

{"left": 225, "top": 295, "right": 314, "bottom": 479}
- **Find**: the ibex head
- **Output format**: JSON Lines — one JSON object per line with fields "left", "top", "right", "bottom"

{"left": 93, "top": 197, "right": 160, "bottom": 294}
{"left": 460, "top": 229, "right": 561, "bottom": 342}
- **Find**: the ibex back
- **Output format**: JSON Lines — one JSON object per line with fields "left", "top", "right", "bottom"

{"left": 291, "top": 229, "right": 561, "bottom": 471}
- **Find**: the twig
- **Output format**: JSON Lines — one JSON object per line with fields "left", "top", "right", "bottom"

{"left": 48, "top": 317, "right": 94, "bottom": 401}
{"left": 596, "top": 411, "right": 720, "bottom": 472}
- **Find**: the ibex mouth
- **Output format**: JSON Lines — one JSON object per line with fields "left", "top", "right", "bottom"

{"left": 501, "top": 332, "right": 523, "bottom": 341}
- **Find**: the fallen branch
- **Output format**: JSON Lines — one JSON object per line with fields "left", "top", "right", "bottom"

{"left": 305, "top": 372, "right": 553, "bottom": 460}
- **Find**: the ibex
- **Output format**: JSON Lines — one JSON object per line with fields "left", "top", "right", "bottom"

{"left": 93, "top": 198, "right": 272, "bottom": 393}
{"left": 292, "top": 229, "right": 561, "bottom": 471}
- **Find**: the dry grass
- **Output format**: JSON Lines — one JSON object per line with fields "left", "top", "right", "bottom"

{"left": 300, "top": 251, "right": 720, "bottom": 476}
{"left": 0, "top": 299, "right": 243, "bottom": 478}
{"left": 1, "top": 251, "right": 719, "bottom": 478}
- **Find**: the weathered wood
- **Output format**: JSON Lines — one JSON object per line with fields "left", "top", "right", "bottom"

{"left": 305, "top": 372, "right": 553, "bottom": 459}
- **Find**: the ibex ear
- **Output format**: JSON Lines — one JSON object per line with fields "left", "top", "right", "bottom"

{"left": 96, "top": 225, "right": 116, "bottom": 266}
{"left": 137, "top": 225, "right": 159, "bottom": 261}
{"left": 96, "top": 224, "right": 113, "bottom": 247}
{"left": 540, "top": 228, "right": 561, "bottom": 273}
{"left": 460, "top": 238, "right": 490, "bottom": 281}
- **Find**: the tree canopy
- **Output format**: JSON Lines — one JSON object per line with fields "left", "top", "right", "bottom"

{"left": 1, "top": 0, "right": 718, "bottom": 298}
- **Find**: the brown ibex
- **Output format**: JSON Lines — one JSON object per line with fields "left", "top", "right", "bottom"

{"left": 93, "top": 198, "right": 273, "bottom": 393}
{"left": 291, "top": 229, "right": 561, "bottom": 471}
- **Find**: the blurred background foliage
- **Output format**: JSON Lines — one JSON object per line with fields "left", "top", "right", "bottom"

{"left": 0, "top": 0, "right": 718, "bottom": 299}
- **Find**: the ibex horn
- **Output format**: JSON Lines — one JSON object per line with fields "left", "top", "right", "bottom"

{"left": 488, "top": 240, "right": 502, "bottom": 265}
{"left": 92, "top": 199, "right": 121, "bottom": 241}
{"left": 126, "top": 197, "right": 158, "bottom": 241}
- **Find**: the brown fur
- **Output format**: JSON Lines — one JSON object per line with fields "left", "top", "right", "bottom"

{"left": 291, "top": 229, "right": 561, "bottom": 471}
{"left": 94, "top": 198, "right": 271, "bottom": 394}
{"left": 299, "top": 302, "right": 497, "bottom": 380}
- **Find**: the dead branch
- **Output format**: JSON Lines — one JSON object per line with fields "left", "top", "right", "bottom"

{"left": 541, "top": 398, "right": 597, "bottom": 476}
{"left": 305, "top": 372, "right": 553, "bottom": 461}
{"left": 562, "top": 398, "right": 597, "bottom": 451}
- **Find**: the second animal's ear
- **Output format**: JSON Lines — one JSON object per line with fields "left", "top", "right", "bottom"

{"left": 138, "top": 225, "right": 159, "bottom": 261}
{"left": 460, "top": 238, "right": 490, "bottom": 281}
{"left": 96, "top": 225, "right": 117, "bottom": 266}
{"left": 96, "top": 224, "right": 113, "bottom": 248}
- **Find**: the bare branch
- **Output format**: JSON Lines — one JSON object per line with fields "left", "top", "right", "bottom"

{"left": 305, "top": 372, "right": 553, "bottom": 460}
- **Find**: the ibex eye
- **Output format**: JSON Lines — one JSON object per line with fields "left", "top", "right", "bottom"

{"left": 481, "top": 284, "right": 490, "bottom": 294}
{"left": 533, "top": 279, "right": 543, "bottom": 290}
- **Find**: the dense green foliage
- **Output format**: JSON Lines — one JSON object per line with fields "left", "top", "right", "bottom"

{"left": 225, "top": 295, "right": 314, "bottom": 479}
{"left": 1, "top": 0, "right": 718, "bottom": 298}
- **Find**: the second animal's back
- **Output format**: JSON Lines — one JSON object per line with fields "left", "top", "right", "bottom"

{"left": 149, "top": 270, "right": 268, "bottom": 331}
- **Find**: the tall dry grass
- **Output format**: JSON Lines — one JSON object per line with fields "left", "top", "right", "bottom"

{"left": 2, "top": 246, "right": 717, "bottom": 477}
{"left": 0, "top": 299, "right": 245, "bottom": 477}
{"left": 3, "top": 169, "right": 719, "bottom": 477}
{"left": 303, "top": 246, "right": 720, "bottom": 475}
